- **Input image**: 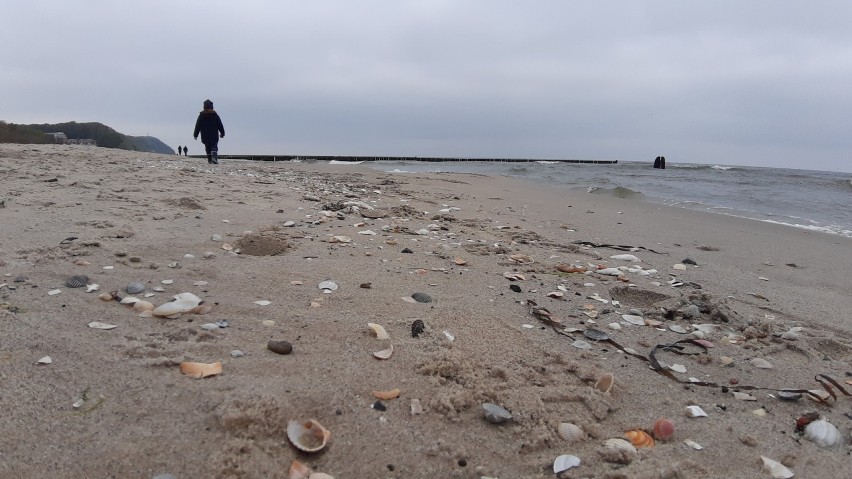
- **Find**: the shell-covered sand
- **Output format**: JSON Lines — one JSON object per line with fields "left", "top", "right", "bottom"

{"left": 0, "top": 144, "right": 850, "bottom": 478}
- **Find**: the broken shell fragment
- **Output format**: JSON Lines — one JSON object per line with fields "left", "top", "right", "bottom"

{"left": 625, "top": 429, "right": 655, "bottom": 448}
{"left": 803, "top": 418, "right": 841, "bottom": 448}
{"left": 621, "top": 314, "right": 646, "bottom": 325}
{"left": 287, "top": 419, "right": 331, "bottom": 453}
{"left": 583, "top": 328, "right": 610, "bottom": 341}
{"left": 595, "top": 373, "right": 614, "bottom": 393}
{"left": 750, "top": 357, "right": 773, "bottom": 369}
{"left": 552, "top": 455, "right": 581, "bottom": 474}
{"left": 372, "top": 344, "right": 393, "bottom": 360}
{"left": 503, "top": 272, "right": 526, "bottom": 281}
{"left": 367, "top": 322, "right": 390, "bottom": 340}
{"left": 777, "top": 390, "right": 802, "bottom": 401}
{"left": 372, "top": 388, "right": 401, "bottom": 400}
{"left": 318, "top": 280, "right": 338, "bottom": 291}
{"left": 761, "top": 456, "right": 794, "bottom": 479}
{"left": 482, "top": 402, "right": 512, "bottom": 424}
{"left": 179, "top": 361, "right": 222, "bottom": 379}
{"left": 557, "top": 422, "right": 585, "bottom": 442}
{"left": 132, "top": 300, "right": 154, "bottom": 312}
{"left": 87, "top": 322, "right": 118, "bottom": 330}
{"left": 685, "top": 406, "right": 708, "bottom": 418}
{"left": 119, "top": 296, "right": 141, "bottom": 305}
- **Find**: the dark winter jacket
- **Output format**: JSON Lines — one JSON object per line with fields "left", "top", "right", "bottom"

{"left": 193, "top": 109, "right": 225, "bottom": 145}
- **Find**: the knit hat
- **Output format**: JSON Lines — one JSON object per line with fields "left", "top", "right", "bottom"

{"left": 203, "top": 99, "right": 214, "bottom": 109}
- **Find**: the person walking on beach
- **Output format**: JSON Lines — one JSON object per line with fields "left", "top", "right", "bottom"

{"left": 193, "top": 99, "right": 225, "bottom": 164}
{"left": 177, "top": 145, "right": 182, "bottom": 156}
{"left": 183, "top": 145, "right": 188, "bottom": 156}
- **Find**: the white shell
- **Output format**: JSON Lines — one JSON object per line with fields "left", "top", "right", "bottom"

{"left": 598, "top": 267, "right": 622, "bottom": 276}
{"left": 151, "top": 301, "right": 185, "bottom": 317}
{"left": 37, "top": 356, "right": 53, "bottom": 364}
{"left": 286, "top": 419, "right": 330, "bottom": 453}
{"left": 803, "top": 419, "right": 841, "bottom": 448}
{"left": 120, "top": 296, "right": 141, "bottom": 305}
{"left": 604, "top": 438, "right": 637, "bottom": 454}
{"left": 761, "top": 456, "right": 794, "bottom": 479}
{"left": 254, "top": 300, "right": 272, "bottom": 306}
{"left": 621, "top": 314, "right": 645, "bottom": 325}
{"left": 557, "top": 422, "right": 585, "bottom": 442}
{"left": 482, "top": 403, "right": 512, "bottom": 424}
{"left": 553, "top": 454, "right": 581, "bottom": 473}
{"left": 87, "top": 322, "right": 117, "bottom": 330}
{"left": 683, "top": 439, "right": 703, "bottom": 450}
{"left": 572, "top": 340, "right": 592, "bottom": 350}
{"left": 685, "top": 405, "right": 707, "bottom": 418}
{"left": 669, "top": 364, "right": 687, "bottom": 374}
{"left": 750, "top": 358, "right": 773, "bottom": 369}
{"left": 367, "top": 323, "right": 390, "bottom": 340}
{"left": 610, "top": 254, "right": 641, "bottom": 262}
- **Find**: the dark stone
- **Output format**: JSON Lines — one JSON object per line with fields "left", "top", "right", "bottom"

{"left": 682, "top": 258, "right": 698, "bottom": 265}
{"left": 372, "top": 401, "right": 386, "bottom": 411}
{"left": 411, "top": 320, "right": 425, "bottom": 337}
{"left": 401, "top": 248, "right": 414, "bottom": 254}
{"left": 509, "top": 284, "right": 522, "bottom": 293}
{"left": 267, "top": 340, "right": 293, "bottom": 355}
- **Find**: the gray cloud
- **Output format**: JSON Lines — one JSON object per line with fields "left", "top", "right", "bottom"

{"left": 2, "top": 1, "right": 851, "bottom": 171}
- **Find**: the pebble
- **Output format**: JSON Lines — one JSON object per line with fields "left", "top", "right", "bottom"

{"left": 201, "top": 323, "right": 220, "bottom": 330}
{"left": 230, "top": 350, "right": 245, "bottom": 358}
{"left": 401, "top": 248, "right": 414, "bottom": 254}
{"left": 267, "top": 340, "right": 293, "bottom": 355}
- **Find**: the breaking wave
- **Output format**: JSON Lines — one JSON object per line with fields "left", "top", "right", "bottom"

{"left": 586, "top": 186, "right": 644, "bottom": 198}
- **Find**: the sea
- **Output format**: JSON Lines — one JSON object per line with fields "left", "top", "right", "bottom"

{"left": 359, "top": 160, "right": 852, "bottom": 238}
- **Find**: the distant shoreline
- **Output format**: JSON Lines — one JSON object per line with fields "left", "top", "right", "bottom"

{"left": 189, "top": 154, "right": 618, "bottom": 164}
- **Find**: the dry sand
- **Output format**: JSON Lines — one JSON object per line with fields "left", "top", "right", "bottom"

{"left": 0, "top": 144, "right": 850, "bottom": 479}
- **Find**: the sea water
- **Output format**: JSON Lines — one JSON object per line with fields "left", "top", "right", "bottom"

{"left": 362, "top": 161, "right": 852, "bottom": 238}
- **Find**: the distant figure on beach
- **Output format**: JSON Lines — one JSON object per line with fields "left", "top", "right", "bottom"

{"left": 177, "top": 146, "right": 182, "bottom": 156}
{"left": 653, "top": 156, "right": 666, "bottom": 169}
{"left": 193, "top": 99, "right": 225, "bottom": 164}
{"left": 183, "top": 145, "right": 188, "bottom": 156}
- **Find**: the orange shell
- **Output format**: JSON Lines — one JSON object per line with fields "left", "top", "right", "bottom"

{"left": 625, "top": 429, "right": 655, "bottom": 448}
{"left": 653, "top": 418, "right": 675, "bottom": 440}
{"left": 454, "top": 257, "right": 467, "bottom": 265}
{"left": 179, "top": 361, "right": 222, "bottom": 379}
{"left": 289, "top": 459, "right": 312, "bottom": 479}
{"left": 372, "top": 388, "right": 401, "bottom": 400}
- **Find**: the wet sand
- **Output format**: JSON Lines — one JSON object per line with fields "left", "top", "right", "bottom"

{"left": 1, "top": 144, "right": 850, "bottom": 479}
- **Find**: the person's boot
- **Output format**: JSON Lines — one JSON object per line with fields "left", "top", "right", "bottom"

{"left": 212, "top": 150, "right": 219, "bottom": 164}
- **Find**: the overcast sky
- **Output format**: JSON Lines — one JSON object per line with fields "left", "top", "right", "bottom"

{"left": 3, "top": 1, "right": 851, "bottom": 171}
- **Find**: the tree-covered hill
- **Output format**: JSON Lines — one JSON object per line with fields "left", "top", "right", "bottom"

{"left": 0, "top": 120, "right": 174, "bottom": 154}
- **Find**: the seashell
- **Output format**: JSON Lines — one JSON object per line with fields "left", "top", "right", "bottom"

{"left": 761, "top": 456, "right": 794, "bottom": 479}
{"left": 683, "top": 439, "right": 703, "bottom": 450}
{"left": 653, "top": 418, "right": 675, "bottom": 440}
{"left": 482, "top": 403, "right": 512, "bottom": 424}
{"left": 411, "top": 320, "right": 425, "bottom": 338}
{"left": 267, "top": 340, "right": 293, "bottom": 355}
{"left": 776, "top": 390, "right": 802, "bottom": 401}
{"left": 621, "top": 314, "right": 645, "bottom": 325}
{"left": 673, "top": 263, "right": 687, "bottom": 270}
{"left": 65, "top": 275, "right": 89, "bottom": 288}
{"left": 410, "top": 398, "right": 423, "bottom": 415}
{"left": 85, "top": 284, "right": 100, "bottom": 293}
{"left": 509, "top": 253, "right": 534, "bottom": 264}
{"left": 120, "top": 296, "right": 141, "bottom": 305}
{"left": 669, "top": 364, "right": 687, "bottom": 374}
{"left": 173, "top": 292, "right": 201, "bottom": 306}
{"left": 750, "top": 358, "right": 773, "bottom": 369}
{"left": 597, "top": 267, "right": 622, "bottom": 276}
{"left": 372, "top": 388, "right": 401, "bottom": 400}
{"left": 610, "top": 254, "right": 641, "bottom": 262}
{"left": 287, "top": 419, "right": 331, "bottom": 453}
{"left": 625, "top": 429, "right": 655, "bottom": 448}
{"left": 719, "top": 356, "right": 734, "bottom": 365}
{"left": 368, "top": 322, "right": 390, "bottom": 340}
{"left": 125, "top": 282, "right": 145, "bottom": 294}
{"left": 87, "top": 321, "right": 117, "bottom": 330}
{"left": 373, "top": 344, "right": 393, "bottom": 359}
{"left": 332, "top": 235, "right": 351, "bottom": 243}
{"left": 556, "top": 264, "right": 587, "bottom": 273}
{"left": 668, "top": 324, "right": 688, "bottom": 334}
{"left": 151, "top": 301, "right": 185, "bottom": 317}
{"left": 99, "top": 292, "right": 117, "bottom": 301}
{"left": 191, "top": 304, "right": 213, "bottom": 315}
{"left": 572, "top": 340, "right": 592, "bottom": 350}
{"left": 806, "top": 389, "right": 831, "bottom": 403}
{"left": 289, "top": 460, "right": 312, "bottom": 479}
{"left": 685, "top": 405, "right": 707, "bottom": 417}
{"left": 557, "top": 422, "right": 585, "bottom": 442}
{"left": 595, "top": 373, "right": 614, "bottom": 393}
{"left": 584, "top": 328, "right": 609, "bottom": 341}
{"left": 254, "top": 300, "right": 272, "bottom": 306}
{"left": 546, "top": 291, "right": 564, "bottom": 299}
{"left": 503, "top": 272, "right": 526, "bottom": 281}
{"left": 552, "top": 454, "right": 581, "bottom": 474}
{"left": 803, "top": 418, "right": 841, "bottom": 448}
{"left": 604, "top": 438, "right": 637, "bottom": 455}
{"left": 37, "top": 356, "right": 53, "bottom": 364}
{"left": 318, "top": 280, "right": 338, "bottom": 291}
{"left": 179, "top": 361, "right": 222, "bottom": 379}
{"left": 453, "top": 257, "right": 467, "bottom": 265}
{"left": 411, "top": 292, "right": 432, "bottom": 303}
{"left": 732, "top": 391, "right": 757, "bottom": 401}
{"left": 608, "top": 322, "right": 622, "bottom": 330}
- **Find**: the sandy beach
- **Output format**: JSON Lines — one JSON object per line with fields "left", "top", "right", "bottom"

{"left": 1, "top": 144, "right": 850, "bottom": 479}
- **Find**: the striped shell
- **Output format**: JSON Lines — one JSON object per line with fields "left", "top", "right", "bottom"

{"left": 557, "top": 422, "right": 585, "bottom": 442}
{"left": 65, "top": 275, "right": 89, "bottom": 288}
{"left": 126, "top": 282, "right": 146, "bottom": 294}
{"left": 625, "top": 429, "right": 655, "bottom": 448}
